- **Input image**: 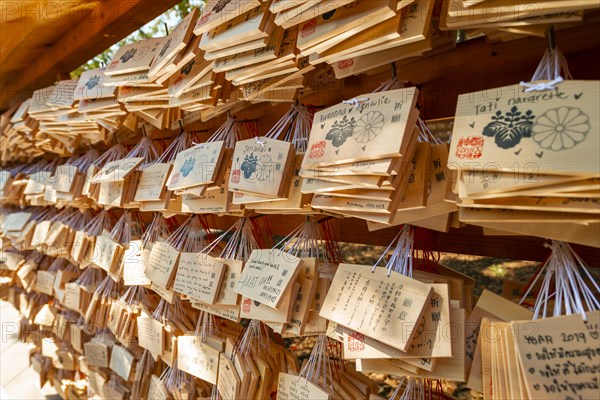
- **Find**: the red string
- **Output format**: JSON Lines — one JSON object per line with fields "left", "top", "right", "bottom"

{"left": 198, "top": 215, "right": 214, "bottom": 244}
{"left": 319, "top": 218, "right": 342, "bottom": 264}
{"left": 413, "top": 227, "right": 440, "bottom": 273}
{"left": 249, "top": 217, "right": 266, "bottom": 249}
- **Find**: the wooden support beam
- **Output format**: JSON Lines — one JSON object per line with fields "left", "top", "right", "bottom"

{"left": 206, "top": 214, "right": 599, "bottom": 267}
{"left": 0, "top": 0, "right": 179, "bottom": 109}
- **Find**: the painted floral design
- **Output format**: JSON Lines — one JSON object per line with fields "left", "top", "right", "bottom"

{"left": 482, "top": 106, "right": 535, "bottom": 149}
{"left": 181, "top": 59, "right": 195, "bottom": 75}
{"left": 532, "top": 106, "right": 590, "bottom": 151}
{"left": 180, "top": 158, "right": 195, "bottom": 177}
{"left": 159, "top": 38, "right": 172, "bottom": 58}
{"left": 212, "top": 0, "right": 232, "bottom": 13}
{"left": 120, "top": 49, "right": 137, "bottom": 63}
{"left": 254, "top": 155, "right": 273, "bottom": 181}
{"left": 325, "top": 115, "right": 356, "bottom": 148}
{"left": 353, "top": 111, "right": 384, "bottom": 144}
{"left": 322, "top": 9, "right": 336, "bottom": 20}
{"left": 85, "top": 75, "right": 100, "bottom": 90}
{"left": 104, "top": 163, "right": 119, "bottom": 175}
{"left": 241, "top": 154, "right": 258, "bottom": 179}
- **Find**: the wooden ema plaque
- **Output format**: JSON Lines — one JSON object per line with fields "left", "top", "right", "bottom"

{"left": 302, "top": 87, "right": 419, "bottom": 166}
{"left": 448, "top": 81, "right": 600, "bottom": 176}
{"left": 320, "top": 263, "right": 433, "bottom": 352}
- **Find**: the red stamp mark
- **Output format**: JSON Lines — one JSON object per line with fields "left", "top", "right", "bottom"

{"left": 108, "top": 60, "right": 119, "bottom": 69}
{"left": 337, "top": 58, "right": 354, "bottom": 70}
{"left": 301, "top": 18, "right": 317, "bottom": 38}
{"left": 347, "top": 332, "right": 365, "bottom": 352}
{"left": 198, "top": 12, "right": 211, "bottom": 25}
{"left": 455, "top": 136, "right": 484, "bottom": 159}
{"left": 242, "top": 298, "right": 251, "bottom": 313}
{"left": 170, "top": 172, "right": 180, "bottom": 185}
{"left": 309, "top": 140, "right": 326, "bottom": 159}
{"left": 231, "top": 169, "right": 241, "bottom": 183}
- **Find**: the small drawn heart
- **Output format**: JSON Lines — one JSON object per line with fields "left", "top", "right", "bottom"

{"left": 526, "top": 353, "right": 532, "bottom": 360}
{"left": 533, "top": 384, "right": 540, "bottom": 391}
{"left": 514, "top": 149, "right": 522, "bottom": 155}
{"left": 469, "top": 122, "right": 475, "bottom": 128}
{"left": 335, "top": 149, "right": 340, "bottom": 155}
{"left": 361, "top": 145, "right": 366, "bottom": 151}
{"left": 529, "top": 368, "right": 535, "bottom": 374}
{"left": 536, "top": 151, "right": 544, "bottom": 158}
{"left": 321, "top": 124, "right": 325, "bottom": 129}
{"left": 574, "top": 93, "right": 583, "bottom": 99}
{"left": 589, "top": 331, "right": 599, "bottom": 340}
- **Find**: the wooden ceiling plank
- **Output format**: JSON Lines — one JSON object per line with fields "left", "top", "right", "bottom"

{"left": 1, "top": 0, "right": 179, "bottom": 109}
{"left": 0, "top": 2, "right": 102, "bottom": 65}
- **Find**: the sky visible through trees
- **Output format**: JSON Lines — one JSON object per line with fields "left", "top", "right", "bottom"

{"left": 70, "top": 0, "right": 204, "bottom": 79}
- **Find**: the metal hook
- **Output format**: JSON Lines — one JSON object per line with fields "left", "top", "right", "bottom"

{"left": 391, "top": 62, "right": 397, "bottom": 79}
{"left": 141, "top": 125, "right": 148, "bottom": 138}
{"left": 178, "top": 119, "right": 184, "bottom": 134}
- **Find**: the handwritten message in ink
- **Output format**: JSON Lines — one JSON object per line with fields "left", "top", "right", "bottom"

{"left": 234, "top": 249, "right": 302, "bottom": 309}
{"left": 512, "top": 311, "right": 600, "bottom": 400}
{"left": 320, "top": 264, "right": 433, "bottom": 352}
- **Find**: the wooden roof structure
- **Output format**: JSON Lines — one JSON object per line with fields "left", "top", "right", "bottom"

{"left": 0, "top": 0, "right": 179, "bottom": 111}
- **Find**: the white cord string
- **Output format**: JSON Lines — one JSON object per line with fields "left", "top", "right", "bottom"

{"left": 343, "top": 97, "right": 369, "bottom": 109}
{"left": 520, "top": 76, "right": 564, "bottom": 93}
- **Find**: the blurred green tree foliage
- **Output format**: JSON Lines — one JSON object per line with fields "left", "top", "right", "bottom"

{"left": 71, "top": 0, "right": 204, "bottom": 79}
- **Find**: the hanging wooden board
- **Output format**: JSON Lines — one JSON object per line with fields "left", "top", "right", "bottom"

{"left": 229, "top": 137, "right": 295, "bottom": 198}
{"left": 193, "top": 0, "right": 262, "bottom": 36}
{"left": 445, "top": 0, "right": 599, "bottom": 28}
{"left": 302, "top": 87, "right": 419, "bottom": 166}
{"left": 275, "top": 0, "right": 354, "bottom": 30}
{"left": 512, "top": 311, "right": 600, "bottom": 400}
{"left": 167, "top": 142, "right": 225, "bottom": 190}
{"left": 295, "top": 0, "right": 398, "bottom": 53}
{"left": 148, "top": 8, "right": 199, "bottom": 79}
{"left": 234, "top": 249, "right": 302, "bottom": 309}
{"left": 74, "top": 69, "right": 115, "bottom": 101}
{"left": 199, "top": 4, "right": 272, "bottom": 53}
{"left": 448, "top": 81, "right": 600, "bottom": 176}
{"left": 331, "top": 36, "right": 432, "bottom": 78}
{"left": 106, "top": 38, "right": 164, "bottom": 76}
{"left": 318, "top": 0, "right": 433, "bottom": 64}
{"left": 277, "top": 373, "right": 331, "bottom": 400}
{"left": 320, "top": 264, "right": 434, "bottom": 352}
{"left": 168, "top": 54, "right": 214, "bottom": 98}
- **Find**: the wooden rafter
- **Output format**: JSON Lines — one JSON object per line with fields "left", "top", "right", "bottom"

{"left": 0, "top": 0, "right": 179, "bottom": 110}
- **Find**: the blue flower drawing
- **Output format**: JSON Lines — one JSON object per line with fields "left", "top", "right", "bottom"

{"left": 180, "top": 158, "right": 195, "bottom": 177}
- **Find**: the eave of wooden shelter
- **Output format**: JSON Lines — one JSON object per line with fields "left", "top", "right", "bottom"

{"left": 0, "top": 0, "right": 180, "bottom": 111}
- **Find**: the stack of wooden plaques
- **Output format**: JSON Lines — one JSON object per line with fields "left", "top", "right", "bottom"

{"left": 448, "top": 80, "right": 600, "bottom": 247}
{"left": 441, "top": 0, "right": 597, "bottom": 42}
{"left": 1, "top": 99, "right": 41, "bottom": 161}
{"left": 1, "top": 1, "right": 600, "bottom": 399}
{"left": 295, "top": 0, "right": 452, "bottom": 79}
{"left": 300, "top": 87, "right": 421, "bottom": 224}
{"left": 73, "top": 68, "right": 124, "bottom": 137}
{"left": 232, "top": 103, "right": 315, "bottom": 214}
{"left": 322, "top": 262, "right": 468, "bottom": 383}
{"left": 105, "top": 37, "right": 181, "bottom": 130}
